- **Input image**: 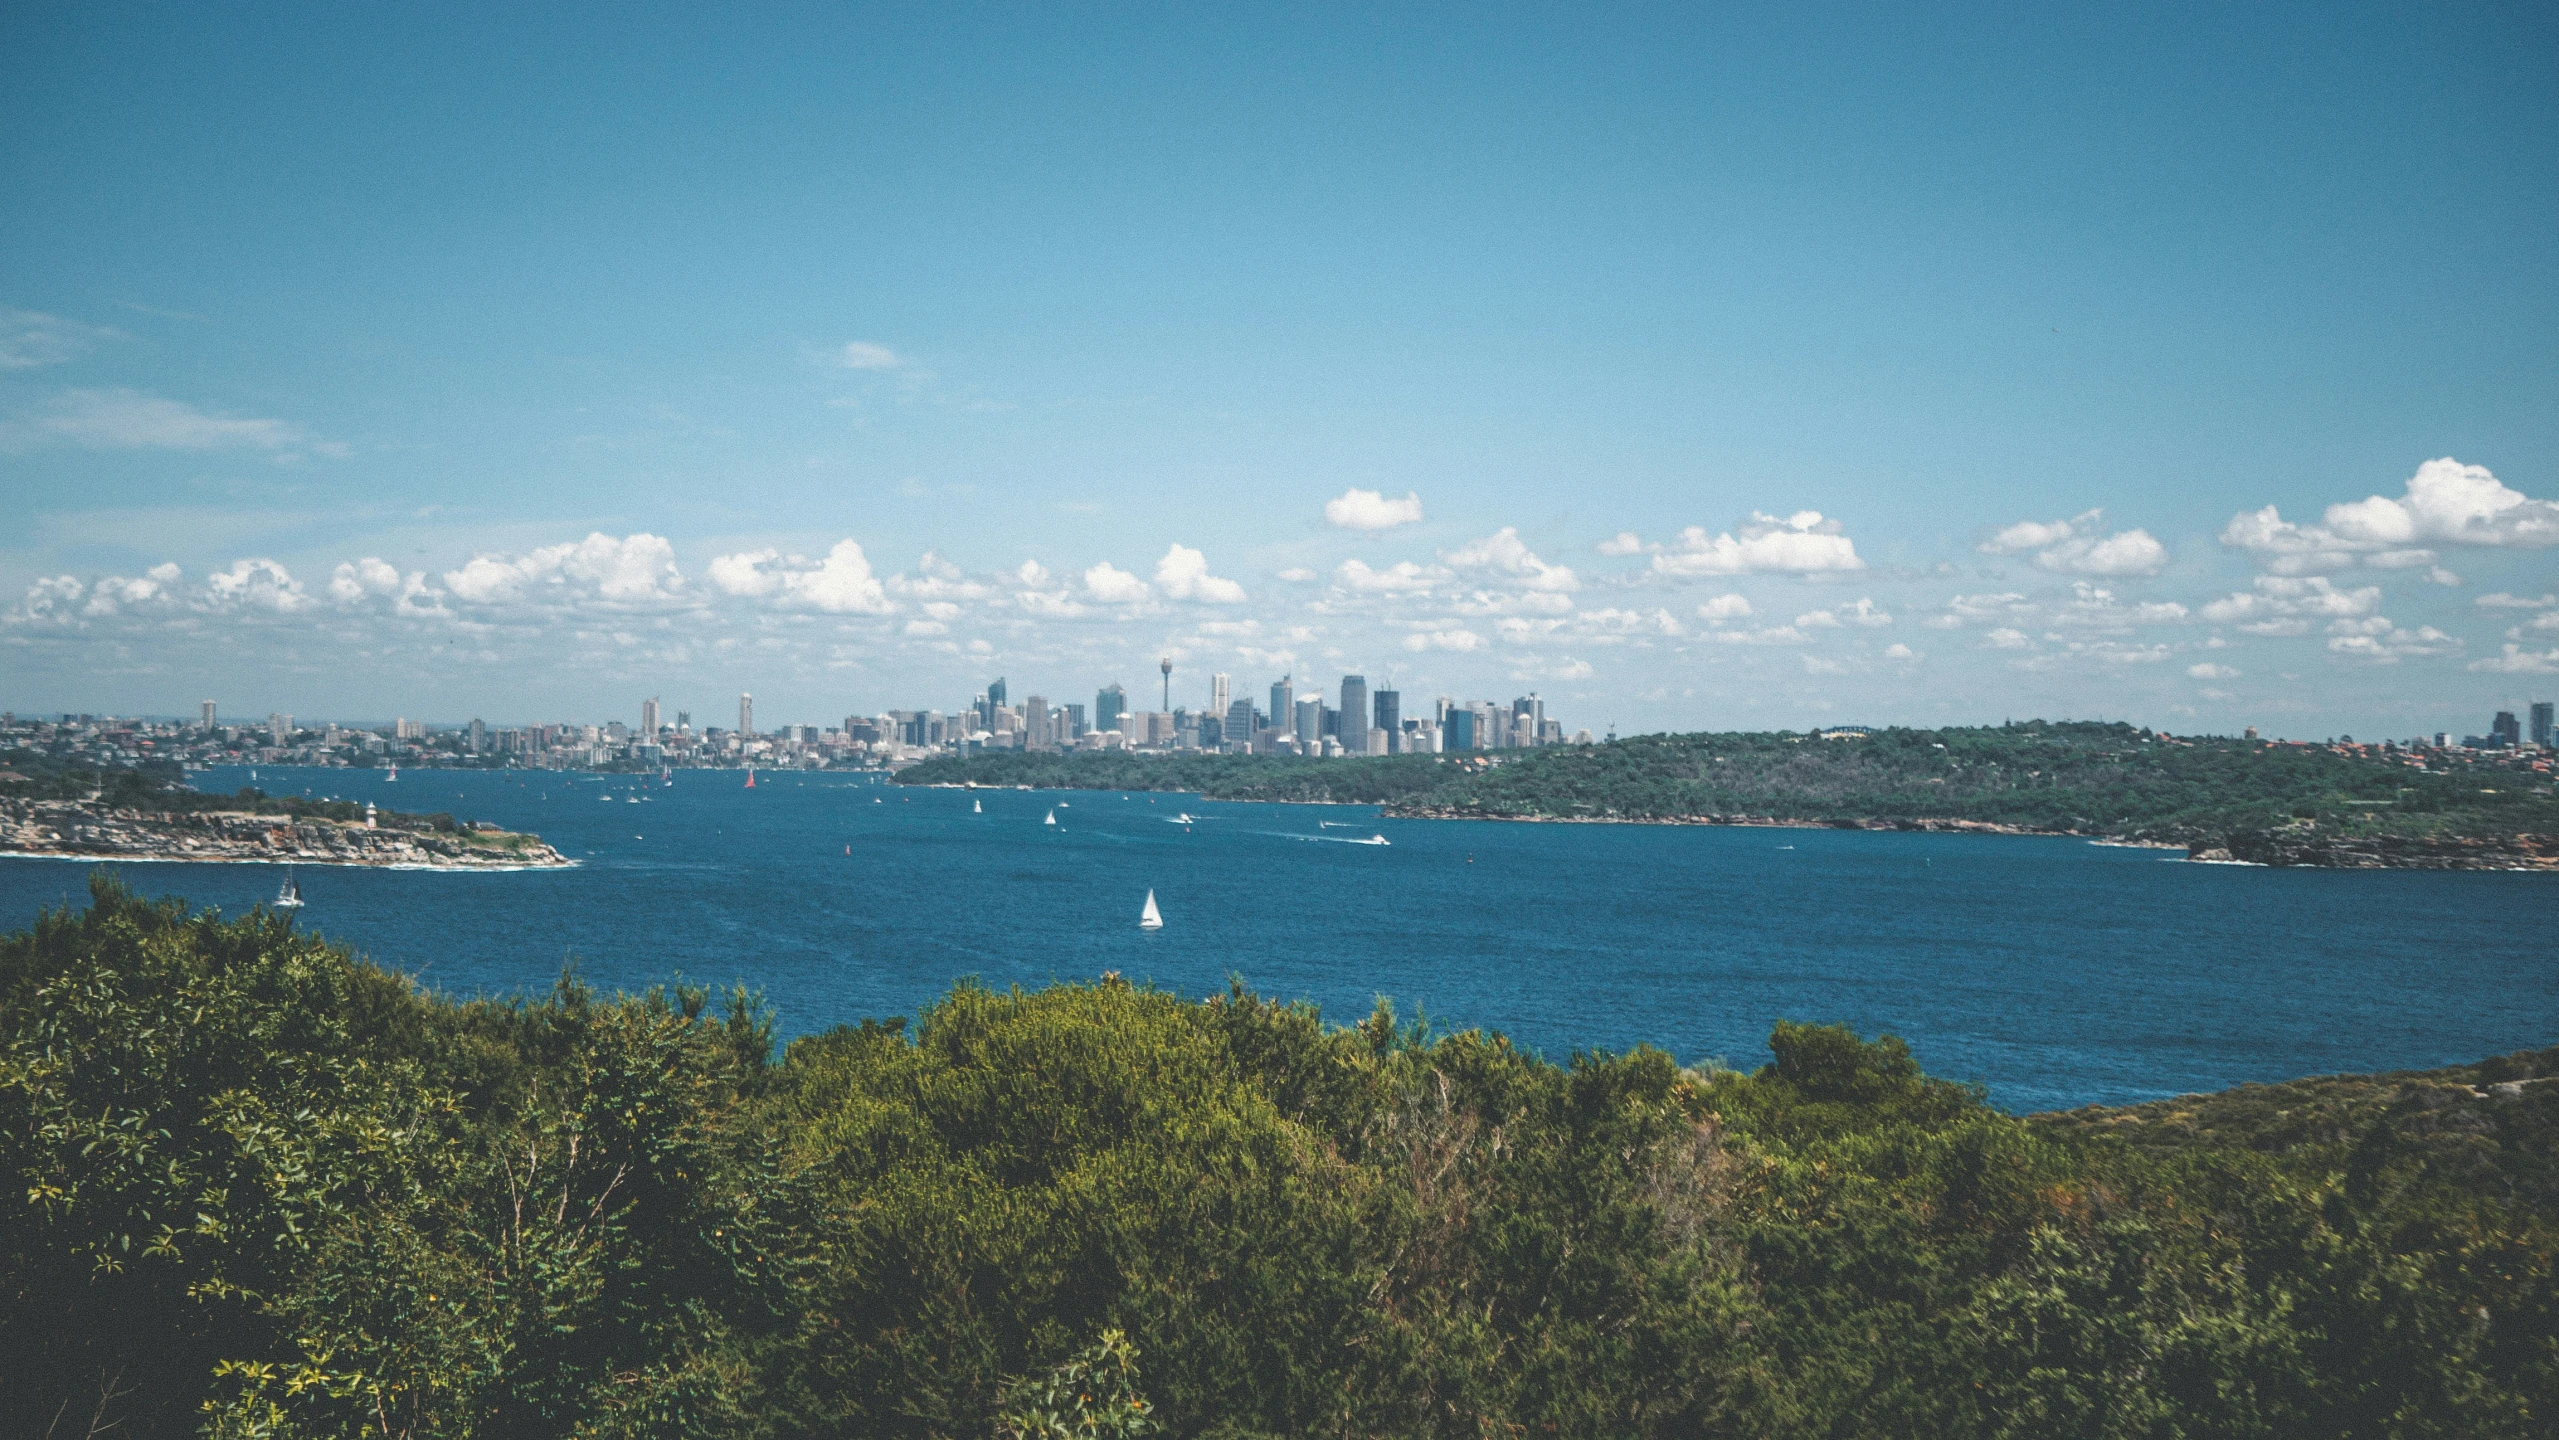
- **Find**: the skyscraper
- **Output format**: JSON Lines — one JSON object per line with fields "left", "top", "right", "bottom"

{"left": 1209, "top": 672, "right": 1230, "bottom": 722}
{"left": 200, "top": 700, "right": 217, "bottom": 730}
{"left": 1372, "top": 688, "right": 1400, "bottom": 753}
{"left": 1338, "top": 674, "right": 1368, "bottom": 756}
{"left": 2534, "top": 701, "right": 2555, "bottom": 748}
{"left": 468, "top": 718, "right": 488, "bottom": 753}
{"left": 739, "top": 692, "right": 754, "bottom": 736}
{"left": 1295, "top": 696, "right": 1323, "bottom": 746}
{"left": 640, "top": 697, "right": 659, "bottom": 741}
{"left": 1226, "top": 697, "right": 1256, "bottom": 753}
{"left": 1270, "top": 676, "right": 1293, "bottom": 730}
{"left": 2492, "top": 710, "right": 2521, "bottom": 748}
{"left": 988, "top": 677, "right": 1007, "bottom": 710}
{"left": 1023, "top": 695, "right": 1050, "bottom": 749}
{"left": 1444, "top": 707, "right": 1475, "bottom": 750}
{"left": 1095, "top": 683, "right": 1126, "bottom": 735}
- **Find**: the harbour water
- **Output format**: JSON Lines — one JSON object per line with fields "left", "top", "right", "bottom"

{"left": 3, "top": 764, "right": 2552, "bottom": 1114}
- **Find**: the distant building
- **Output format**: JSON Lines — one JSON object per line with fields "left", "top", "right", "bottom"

{"left": 1269, "top": 676, "right": 1293, "bottom": 732}
{"left": 1445, "top": 707, "right": 1476, "bottom": 750}
{"left": 2491, "top": 710, "right": 2522, "bottom": 748}
{"left": 1373, "top": 688, "right": 1401, "bottom": 753}
{"left": 1095, "top": 683, "right": 1126, "bottom": 736}
{"left": 468, "top": 718, "right": 488, "bottom": 753}
{"left": 268, "top": 713, "right": 293, "bottom": 746}
{"left": 739, "top": 692, "right": 754, "bottom": 737}
{"left": 676, "top": 710, "right": 691, "bottom": 732}
{"left": 1295, "top": 697, "right": 1324, "bottom": 746}
{"left": 200, "top": 700, "right": 216, "bottom": 730}
{"left": 1023, "top": 695, "right": 1051, "bottom": 749}
{"left": 1225, "top": 697, "right": 1256, "bottom": 753}
{"left": 640, "top": 697, "right": 659, "bottom": 740}
{"left": 1209, "top": 672, "right": 1230, "bottom": 725}
{"left": 2534, "top": 701, "right": 2554, "bottom": 748}
{"left": 1338, "top": 675, "right": 1369, "bottom": 755}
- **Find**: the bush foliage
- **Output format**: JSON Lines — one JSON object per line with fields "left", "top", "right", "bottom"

{"left": 2, "top": 876, "right": 2552, "bottom": 1437}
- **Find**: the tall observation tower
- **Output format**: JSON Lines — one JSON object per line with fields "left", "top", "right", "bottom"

{"left": 1159, "top": 656, "right": 1172, "bottom": 711}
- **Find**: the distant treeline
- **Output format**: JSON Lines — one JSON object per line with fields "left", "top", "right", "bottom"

{"left": 0, "top": 752, "right": 478, "bottom": 834}
{"left": 2, "top": 875, "right": 2551, "bottom": 1437}
{"left": 900, "top": 720, "right": 2559, "bottom": 842}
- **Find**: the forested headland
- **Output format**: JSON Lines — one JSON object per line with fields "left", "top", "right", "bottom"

{"left": 3, "top": 877, "right": 2551, "bottom": 1437}
{"left": 899, "top": 720, "right": 2559, "bottom": 866}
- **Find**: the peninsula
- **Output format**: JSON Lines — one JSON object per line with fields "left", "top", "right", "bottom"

{"left": 898, "top": 719, "right": 2559, "bottom": 869}
{"left": 0, "top": 758, "right": 567, "bottom": 869}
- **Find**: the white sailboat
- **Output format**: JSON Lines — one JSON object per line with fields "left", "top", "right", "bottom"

{"left": 1138, "top": 889, "right": 1163, "bottom": 930}
{"left": 1044, "top": 808, "right": 1057, "bottom": 827}
{"left": 974, "top": 799, "right": 983, "bottom": 814}
{"left": 274, "top": 869, "right": 304, "bottom": 909}
{"left": 385, "top": 765, "right": 398, "bottom": 782}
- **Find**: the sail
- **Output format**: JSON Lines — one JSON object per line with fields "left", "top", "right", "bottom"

{"left": 974, "top": 799, "right": 983, "bottom": 813}
{"left": 1139, "top": 889, "right": 1163, "bottom": 929}
{"left": 1044, "top": 808, "right": 1057, "bottom": 826}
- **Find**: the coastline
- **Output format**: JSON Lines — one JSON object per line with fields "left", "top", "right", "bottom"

{"left": 0, "top": 798, "right": 572, "bottom": 871}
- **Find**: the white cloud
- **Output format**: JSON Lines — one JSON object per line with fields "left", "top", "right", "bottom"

{"left": 2470, "top": 644, "right": 2559, "bottom": 674}
{"left": 0, "top": 387, "right": 335, "bottom": 455}
{"left": 1152, "top": 544, "right": 1246, "bottom": 603}
{"left": 452, "top": 533, "right": 685, "bottom": 606}
{"left": 1651, "top": 511, "right": 1863, "bottom": 578}
{"left": 1884, "top": 643, "right": 1917, "bottom": 661}
{"left": 785, "top": 539, "right": 893, "bottom": 613}
{"left": 1335, "top": 558, "right": 1445, "bottom": 593}
{"left": 2187, "top": 662, "right": 2240, "bottom": 680}
{"left": 1695, "top": 593, "right": 1753, "bottom": 623}
{"left": 837, "top": 341, "right": 903, "bottom": 370}
{"left": 1980, "top": 509, "right": 2167, "bottom": 576}
{"left": 2224, "top": 459, "right": 2559, "bottom": 572}
{"left": 1275, "top": 566, "right": 1317, "bottom": 583}
{"left": 1701, "top": 624, "right": 1808, "bottom": 646}
{"left": 1015, "top": 559, "right": 1052, "bottom": 588}
{"left": 1083, "top": 561, "right": 1151, "bottom": 604}
{"left": 1402, "top": 628, "right": 1485, "bottom": 652}
{"left": 329, "top": 557, "right": 403, "bottom": 603}
{"left": 1596, "top": 531, "right": 1645, "bottom": 556}
{"left": 1443, "top": 527, "right": 1577, "bottom": 592}
{"left": 202, "top": 558, "right": 312, "bottom": 614}
{"left": 1985, "top": 628, "right": 2032, "bottom": 649}
{"left": 2200, "top": 575, "right": 2379, "bottom": 633}
{"left": 1323, "top": 488, "right": 1424, "bottom": 530}
{"left": 2477, "top": 592, "right": 2557, "bottom": 609}
{"left": 706, "top": 549, "right": 783, "bottom": 598}
{"left": 2326, "top": 620, "right": 2460, "bottom": 662}
{"left": 0, "top": 309, "right": 120, "bottom": 369}
{"left": 1796, "top": 597, "right": 1892, "bottom": 628}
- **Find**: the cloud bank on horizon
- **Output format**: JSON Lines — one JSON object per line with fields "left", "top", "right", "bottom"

{"left": 9, "top": 456, "right": 2558, "bottom": 733}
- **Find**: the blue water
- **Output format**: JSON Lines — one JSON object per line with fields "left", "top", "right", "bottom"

{"left": 4, "top": 765, "right": 2553, "bottom": 1114}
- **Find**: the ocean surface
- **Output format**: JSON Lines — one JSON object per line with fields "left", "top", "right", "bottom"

{"left": 4, "top": 764, "right": 2553, "bottom": 1114}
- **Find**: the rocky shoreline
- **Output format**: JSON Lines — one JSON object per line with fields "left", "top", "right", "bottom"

{"left": 0, "top": 798, "right": 570, "bottom": 870}
{"left": 1380, "top": 804, "right": 2556, "bottom": 870}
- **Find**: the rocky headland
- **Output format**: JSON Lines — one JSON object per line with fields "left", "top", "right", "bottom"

{"left": 0, "top": 797, "right": 569, "bottom": 869}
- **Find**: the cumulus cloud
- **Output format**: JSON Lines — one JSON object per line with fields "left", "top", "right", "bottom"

{"left": 452, "top": 533, "right": 685, "bottom": 606}
{"left": 0, "top": 387, "right": 336, "bottom": 456}
{"left": 2325, "top": 619, "right": 2460, "bottom": 662}
{"left": 785, "top": 539, "right": 894, "bottom": 613}
{"left": 1443, "top": 527, "right": 1577, "bottom": 592}
{"left": 1275, "top": 566, "right": 1317, "bottom": 583}
{"left": 1884, "top": 643, "right": 1917, "bottom": 661}
{"left": 1083, "top": 561, "right": 1151, "bottom": 604}
{"left": 837, "top": 341, "right": 904, "bottom": 370}
{"left": 1651, "top": 511, "right": 1863, "bottom": 578}
{"left": 1335, "top": 558, "right": 1446, "bottom": 593}
{"left": 203, "top": 558, "right": 313, "bottom": 613}
{"left": 1985, "top": 628, "right": 2032, "bottom": 649}
{"left": 1695, "top": 593, "right": 1753, "bottom": 623}
{"left": 1980, "top": 509, "right": 2167, "bottom": 576}
{"left": 2187, "top": 662, "right": 2240, "bottom": 680}
{"left": 1402, "top": 628, "right": 1485, "bottom": 652}
{"left": 1596, "top": 531, "right": 1646, "bottom": 556}
{"left": 1323, "top": 488, "right": 1424, "bottom": 530}
{"left": 2223, "top": 459, "right": 2559, "bottom": 573}
{"left": 2199, "top": 576, "right": 2379, "bottom": 635}
{"left": 329, "top": 558, "right": 403, "bottom": 603}
{"left": 1796, "top": 597, "right": 1892, "bottom": 628}
{"left": 2470, "top": 644, "right": 2559, "bottom": 674}
{"left": 1152, "top": 544, "right": 1246, "bottom": 603}
{"left": 2477, "top": 591, "right": 2557, "bottom": 610}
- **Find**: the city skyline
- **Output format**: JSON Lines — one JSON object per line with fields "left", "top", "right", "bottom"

{"left": 4, "top": 7, "right": 2555, "bottom": 739}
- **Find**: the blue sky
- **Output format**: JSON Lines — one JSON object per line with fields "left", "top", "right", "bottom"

{"left": 4, "top": 2, "right": 2555, "bottom": 737}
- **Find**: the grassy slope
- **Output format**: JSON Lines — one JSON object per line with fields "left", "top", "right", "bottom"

{"left": 899, "top": 720, "right": 2559, "bottom": 842}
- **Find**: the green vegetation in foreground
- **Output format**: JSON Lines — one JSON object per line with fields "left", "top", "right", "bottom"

{"left": 0, "top": 751, "right": 510, "bottom": 839}
{"left": 3, "top": 878, "right": 2553, "bottom": 1438}
{"left": 898, "top": 720, "right": 2559, "bottom": 843}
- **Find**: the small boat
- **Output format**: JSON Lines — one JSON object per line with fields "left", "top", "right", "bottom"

{"left": 973, "top": 799, "right": 983, "bottom": 814}
{"left": 1056, "top": 801, "right": 1069, "bottom": 808}
{"left": 274, "top": 870, "right": 304, "bottom": 909}
{"left": 661, "top": 766, "right": 673, "bottom": 787}
{"left": 745, "top": 768, "right": 756, "bottom": 789}
{"left": 1045, "top": 808, "right": 1058, "bottom": 827}
{"left": 385, "top": 765, "right": 397, "bottom": 782}
{"left": 1139, "top": 889, "right": 1163, "bottom": 930}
